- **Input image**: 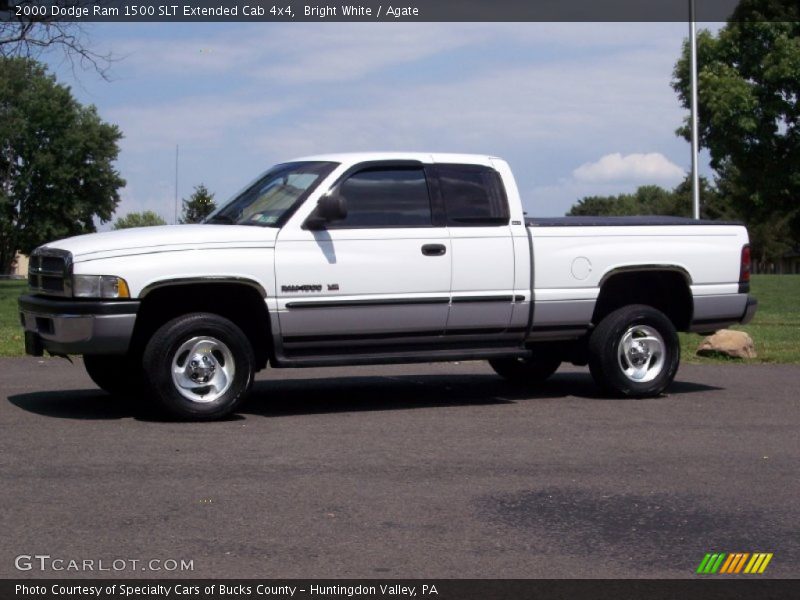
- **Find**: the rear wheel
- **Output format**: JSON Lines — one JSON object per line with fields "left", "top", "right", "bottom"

{"left": 83, "top": 354, "right": 143, "bottom": 397}
{"left": 489, "top": 355, "right": 561, "bottom": 384}
{"left": 142, "top": 312, "right": 255, "bottom": 421}
{"left": 588, "top": 304, "right": 679, "bottom": 397}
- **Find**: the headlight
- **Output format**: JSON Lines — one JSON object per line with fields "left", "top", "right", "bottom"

{"left": 72, "top": 275, "right": 131, "bottom": 299}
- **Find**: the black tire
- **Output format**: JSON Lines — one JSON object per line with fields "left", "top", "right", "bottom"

{"left": 83, "top": 354, "right": 143, "bottom": 397}
{"left": 588, "top": 304, "right": 680, "bottom": 397}
{"left": 142, "top": 312, "right": 255, "bottom": 421}
{"left": 489, "top": 355, "right": 561, "bottom": 384}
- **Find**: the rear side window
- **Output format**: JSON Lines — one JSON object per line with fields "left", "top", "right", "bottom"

{"left": 332, "top": 167, "right": 433, "bottom": 228}
{"left": 437, "top": 165, "right": 510, "bottom": 226}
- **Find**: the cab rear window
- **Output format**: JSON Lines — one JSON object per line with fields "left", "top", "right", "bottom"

{"left": 436, "top": 165, "right": 510, "bottom": 226}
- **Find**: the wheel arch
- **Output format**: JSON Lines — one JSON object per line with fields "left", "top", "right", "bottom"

{"left": 593, "top": 266, "right": 693, "bottom": 331}
{"left": 139, "top": 276, "right": 268, "bottom": 299}
{"left": 131, "top": 279, "right": 272, "bottom": 370}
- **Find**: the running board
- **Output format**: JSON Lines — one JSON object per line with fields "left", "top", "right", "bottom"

{"left": 273, "top": 347, "right": 532, "bottom": 368}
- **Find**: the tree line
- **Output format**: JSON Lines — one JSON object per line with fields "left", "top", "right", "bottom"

{"left": 112, "top": 186, "right": 217, "bottom": 230}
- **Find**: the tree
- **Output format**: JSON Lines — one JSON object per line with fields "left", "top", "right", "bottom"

{"left": 113, "top": 211, "right": 167, "bottom": 230}
{"left": 716, "top": 170, "right": 794, "bottom": 269}
{"left": 569, "top": 185, "right": 676, "bottom": 216}
{"left": 180, "top": 184, "right": 216, "bottom": 224}
{"left": 670, "top": 177, "right": 739, "bottom": 221}
{"left": 0, "top": 2, "right": 112, "bottom": 79}
{"left": 0, "top": 57, "right": 124, "bottom": 274}
{"left": 567, "top": 177, "right": 731, "bottom": 219}
{"left": 672, "top": 0, "right": 800, "bottom": 244}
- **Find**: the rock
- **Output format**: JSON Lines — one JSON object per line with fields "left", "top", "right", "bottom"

{"left": 696, "top": 330, "right": 757, "bottom": 359}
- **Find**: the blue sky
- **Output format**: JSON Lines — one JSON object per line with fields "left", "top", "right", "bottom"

{"left": 43, "top": 22, "right": 716, "bottom": 226}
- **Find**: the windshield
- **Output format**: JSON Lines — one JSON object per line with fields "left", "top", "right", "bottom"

{"left": 206, "top": 161, "right": 338, "bottom": 227}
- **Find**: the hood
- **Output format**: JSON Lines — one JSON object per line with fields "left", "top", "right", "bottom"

{"left": 43, "top": 224, "right": 278, "bottom": 260}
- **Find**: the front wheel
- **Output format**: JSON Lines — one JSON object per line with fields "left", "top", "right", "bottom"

{"left": 588, "top": 304, "right": 680, "bottom": 397}
{"left": 142, "top": 313, "right": 255, "bottom": 421}
{"left": 489, "top": 355, "right": 561, "bottom": 384}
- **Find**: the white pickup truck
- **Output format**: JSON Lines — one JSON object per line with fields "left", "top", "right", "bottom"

{"left": 19, "top": 152, "right": 757, "bottom": 420}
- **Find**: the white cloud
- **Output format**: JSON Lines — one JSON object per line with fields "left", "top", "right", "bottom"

{"left": 108, "top": 22, "right": 688, "bottom": 84}
{"left": 573, "top": 153, "right": 685, "bottom": 184}
{"left": 251, "top": 45, "right": 685, "bottom": 163}
{"left": 253, "top": 24, "right": 490, "bottom": 83}
{"left": 526, "top": 152, "right": 688, "bottom": 216}
{"left": 104, "top": 22, "right": 687, "bottom": 159}
{"left": 111, "top": 23, "right": 491, "bottom": 83}
{"left": 106, "top": 97, "right": 286, "bottom": 151}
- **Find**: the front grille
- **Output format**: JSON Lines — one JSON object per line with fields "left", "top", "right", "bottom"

{"left": 40, "top": 276, "right": 64, "bottom": 292}
{"left": 41, "top": 256, "right": 65, "bottom": 272}
{"left": 28, "top": 248, "right": 72, "bottom": 297}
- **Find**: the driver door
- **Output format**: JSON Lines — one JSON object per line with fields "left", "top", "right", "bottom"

{"left": 274, "top": 163, "right": 452, "bottom": 352}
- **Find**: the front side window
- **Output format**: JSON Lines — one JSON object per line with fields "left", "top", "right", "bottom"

{"left": 330, "top": 167, "right": 433, "bottom": 228}
{"left": 206, "top": 161, "right": 337, "bottom": 227}
{"left": 437, "top": 165, "right": 510, "bottom": 226}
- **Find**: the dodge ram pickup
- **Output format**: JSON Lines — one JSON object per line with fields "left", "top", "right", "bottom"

{"left": 19, "top": 153, "right": 757, "bottom": 420}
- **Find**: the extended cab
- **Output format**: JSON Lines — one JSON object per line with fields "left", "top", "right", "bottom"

{"left": 19, "top": 153, "right": 757, "bottom": 420}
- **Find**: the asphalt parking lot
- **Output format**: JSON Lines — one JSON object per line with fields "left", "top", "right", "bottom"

{"left": 1, "top": 358, "right": 798, "bottom": 579}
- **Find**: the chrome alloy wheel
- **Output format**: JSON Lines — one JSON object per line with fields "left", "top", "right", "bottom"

{"left": 170, "top": 336, "right": 235, "bottom": 403}
{"left": 616, "top": 325, "right": 666, "bottom": 383}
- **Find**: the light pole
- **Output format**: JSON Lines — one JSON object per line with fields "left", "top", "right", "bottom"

{"left": 174, "top": 144, "right": 179, "bottom": 224}
{"left": 689, "top": 0, "right": 701, "bottom": 219}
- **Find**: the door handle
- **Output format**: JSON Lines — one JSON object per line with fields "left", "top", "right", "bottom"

{"left": 421, "top": 244, "right": 447, "bottom": 257}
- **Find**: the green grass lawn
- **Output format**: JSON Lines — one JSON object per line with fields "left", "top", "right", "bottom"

{"left": 680, "top": 275, "right": 800, "bottom": 364}
{"left": 2, "top": 276, "right": 799, "bottom": 362}
{"left": 0, "top": 279, "right": 26, "bottom": 357}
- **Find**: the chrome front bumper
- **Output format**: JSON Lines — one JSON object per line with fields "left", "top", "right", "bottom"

{"left": 19, "top": 295, "right": 139, "bottom": 356}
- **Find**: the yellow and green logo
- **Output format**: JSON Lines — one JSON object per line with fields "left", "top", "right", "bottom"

{"left": 696, "top": 552, "right": 773, "bottom": 574}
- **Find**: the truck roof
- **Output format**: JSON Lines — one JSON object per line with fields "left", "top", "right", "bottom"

{"left": 288, "top": 152, "right": 501, "bottom": 166}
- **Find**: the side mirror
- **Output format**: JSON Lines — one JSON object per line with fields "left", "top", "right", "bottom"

{"left": 319, "top": 193, "right": 347, "bottom": 221}
{"left": 306, "top": 193, "right": 347, "bottom": 229}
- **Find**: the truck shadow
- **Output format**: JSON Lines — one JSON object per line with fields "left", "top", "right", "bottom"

{"left": 7, "top": 372, "right": 722, "bottom": 421}
{"left": 8, "top": 388, "right": 135, "bottom": 420}
{"left": 242, "top": 372, "right": 721, "bottom": 418}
